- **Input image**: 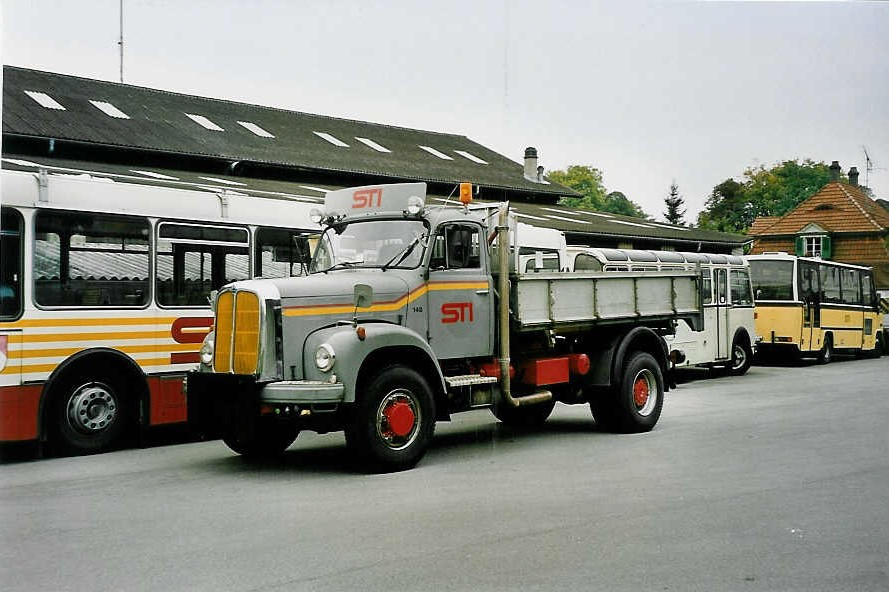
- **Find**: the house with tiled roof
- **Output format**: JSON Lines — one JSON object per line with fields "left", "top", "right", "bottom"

{"left": 747, "top": 161, "right": 889, "bottom": 289}
{"left": 2, "top": 65, "right": 748, "bottom": 252}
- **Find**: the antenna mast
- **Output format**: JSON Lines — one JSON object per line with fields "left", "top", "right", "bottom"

{"left": 118, "top": 0, "right": 124, "bottom": 83}
{"left": 863, "top": 146, "right": 873, "bottom": 188}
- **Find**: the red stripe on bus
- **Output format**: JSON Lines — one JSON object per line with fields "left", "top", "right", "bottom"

{"left": 170, "top": 352, "right": 201, "bottom": 365}
{"left": 0, "top": 384, "right": 42, "bottom": 441}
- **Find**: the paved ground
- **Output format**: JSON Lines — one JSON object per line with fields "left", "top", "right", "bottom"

{"left": 1, "top": 356, "right": 887, "bottom": 591}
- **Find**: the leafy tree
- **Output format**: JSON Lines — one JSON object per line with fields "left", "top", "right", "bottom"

{"left": 603, "top": 191, "right": 648, "bottom": 218}
{"left": 696, "top": 178, "right": 749, "bottom": 232}
{"left": 663, "top": 182, "right": 686, "bottom": 225}
{"left": 550, "top": 165, "right": 648, "bottom": 218}
{"left": 697, "top": 159, "right": 838, "bottom": 233}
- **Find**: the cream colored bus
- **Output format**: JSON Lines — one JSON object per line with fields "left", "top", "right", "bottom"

{"left": 0, "top": 162, "right": 317, "bottom": 455}
{"left": 747, "top": 253, "right": 884, "bottom": 362}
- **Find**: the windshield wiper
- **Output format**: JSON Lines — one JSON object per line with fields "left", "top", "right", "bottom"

{"left": 381, "top": 234, "right": 426, "bottom": 270}
{"left": 318, "top": 260, "right": 363, "bottom": 274}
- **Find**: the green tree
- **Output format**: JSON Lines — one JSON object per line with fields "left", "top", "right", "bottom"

{"left": 663, "top": 182, "right": 686, "bottom": 225}
{"left": 550, "top": 165, "right": 648, "bottom": 218}
{"left": 697, "top": 159, "right": 837, "bottom": 233}
{"left": 548, "top": 165, "right": 607, "bottom": 210}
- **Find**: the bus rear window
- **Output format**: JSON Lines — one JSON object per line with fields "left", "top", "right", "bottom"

{"left": 750, "top": 260, "right": 794, "bottom": 301}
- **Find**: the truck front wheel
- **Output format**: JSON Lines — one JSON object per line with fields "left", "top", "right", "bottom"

{"left": 345, "top": 365, "right": 435, "bottom": 472}
{"left": 591, "top": 352, "right": 663, "bottom": 433}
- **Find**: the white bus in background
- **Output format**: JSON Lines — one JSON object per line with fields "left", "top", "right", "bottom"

{"left": 0, "top": 164, "right": 318, "bottom": 456}
{"left": 567, "top": 247, "right": 757, "bottom": 375}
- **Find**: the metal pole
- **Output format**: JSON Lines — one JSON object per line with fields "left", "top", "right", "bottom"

{"left": 119, "top": 0, "right": 124, "bottom": 83}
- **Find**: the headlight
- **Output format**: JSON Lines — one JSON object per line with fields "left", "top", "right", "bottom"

{"left": 315, "top": 343, "right": 335, "bottom": 372}
{"left": 200, "top": 332, "right": 215, "bottom": 367}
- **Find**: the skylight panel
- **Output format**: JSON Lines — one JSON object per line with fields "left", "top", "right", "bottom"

{"left": 185, "top": 113, "right": 224, "bottom": 131}
{"left": 545, "top": 214, "right": 591, "bottom": 225}
{"left": 419, "top": 146, "right": 454, "bottom": 160}
{"left": 198, "top": 176, "right": 245, "bottom": 186}
{"left": 238, "top": 121, "right": 275, "bottom": 138}
{"left": 24, "top": 90, "right": 66, "bottom": 110}
{"left": 609, "top": 219, "right": 651, "bottom": 228}
{"left": 578, "top": 210, "right": 613, "bottom": 219}
{"left": 90, "top": 100, "right": 130, "bottom": 119}
{"left": 314, "top": 132, "right": 350, "bottom": 147}
{"left": 2, "top": 157, "right": 42, "bottom": 167}
{"left": 354, "top": 137, "right": 391, "bottom": 153}
{"left": 454, "top": 150, "right": 488, "bottom": 164}
{"left": 514, "top": 212, "right": 548, "bottom": 221}
{"left": 299, "top": 185, "right": 330, "bottom": 194}
{"left": 131, "top": 170, "right": 179, "bottom": 180}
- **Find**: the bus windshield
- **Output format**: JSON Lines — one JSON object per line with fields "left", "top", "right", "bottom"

{"left": 750, "top": 260, "right": 795, "bottom": 301}
{"left": 310, "top": 219, "right": 428, "bottom": 273}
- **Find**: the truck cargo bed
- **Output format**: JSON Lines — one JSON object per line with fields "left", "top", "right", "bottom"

{"left": 510, "top": 270, "right": 702, "bottom": 331}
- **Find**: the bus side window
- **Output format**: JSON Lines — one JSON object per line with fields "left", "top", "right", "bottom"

{"left": 716, "top": 269, "right": 728, "bottom": 304}
{"left": 255, "top": 227, "right": 312, "bottom": 278}
{"left": 701, "top": 270, "right": 713, "bottom": 304}
{"left": 730, "top": 269, "right": 753, "bottom": 306}
{"left": 820, "top": 264, "right": 842, "bottom": 303}
{"left": 841, "top": 268, "right": 861, "bottom": 305}
{"left": 34, "top": 210, "right": 150, "bottom": 308}
{"left": 574, "top": 253, "right": 601, "bottom": 272}
{"left": 0, "top": 208, "right": 24, "bottom": 319}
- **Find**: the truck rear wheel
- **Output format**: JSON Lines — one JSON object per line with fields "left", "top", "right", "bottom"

{"left": 345, "top": 365, "right": 435, "bottom": 472}
{"left": 222, "top": 420, "right": 299, "bottom": 458}
{"left": 591, "top": 352, "right": 663, "bottom": 433}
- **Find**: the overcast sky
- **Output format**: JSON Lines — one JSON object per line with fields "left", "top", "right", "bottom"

{"left": 2, "top": 0, "right": 887, "bottom": 221}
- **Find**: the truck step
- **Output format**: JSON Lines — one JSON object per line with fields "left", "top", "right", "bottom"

{"left": 445, "top": 374, "right": 499, "bottom": 388}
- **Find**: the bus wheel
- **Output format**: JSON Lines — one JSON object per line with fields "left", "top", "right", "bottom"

{"left": 493, "top": 398, "right": 555, "bottom": 428}
{"left": 817, "top": 335, "right": 833, "bottom": 365}
{"left": 593, "top": 352, "right": 663, "bottom": 433}
{"left": 49, "top": 372, "right": 130, "bottom": 455}
{"left": 345, "top": 365, "right": 435, "bottom": 473}
{"left": 222, "top": 420, "right": 299, "bottom": 458}
{"left": 728, "top": 340, "right": 752, "bottom": 376}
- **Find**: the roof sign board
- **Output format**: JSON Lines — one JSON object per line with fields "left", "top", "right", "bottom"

{"left": 237, "top": 121, "right": 275, "bottom": 138}
{"left": 324, "top": 182, "right": 427, "bottom": 220}
{"left": 185, "top": 113, "right": 224, "bottom": 131}
{"left": 89, "top": 100, "right": 130, "bottom": 119}
{"left": 24, "top": 90, "right": 66, "bottom": 110}
{"left": 419, "top": 146, "right": 453, "bottom": 160}
{"left": 314, "top": 131, "right": 350, "bottom": 147}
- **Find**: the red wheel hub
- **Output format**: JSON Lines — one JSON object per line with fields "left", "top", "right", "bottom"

{"left": 383, "top": 401, "right": 416, "bottom": 437}
{"left": 633, "top": 378, "right": 650, "bottom": 408}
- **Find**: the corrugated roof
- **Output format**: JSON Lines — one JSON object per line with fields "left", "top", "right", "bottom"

{"left": 2, "top": 65, "right": 573, "bottom": 199}
{"left": 2, "top": 155, "right": 747, "bottom": 248}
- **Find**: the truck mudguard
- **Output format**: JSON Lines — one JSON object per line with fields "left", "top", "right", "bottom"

{"left": 302, "top": 322, "right": 446, "bottom": 404}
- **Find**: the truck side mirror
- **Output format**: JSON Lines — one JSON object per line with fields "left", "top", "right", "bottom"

{"left": 354, "top": 284, "right": 373, "bottom": 309}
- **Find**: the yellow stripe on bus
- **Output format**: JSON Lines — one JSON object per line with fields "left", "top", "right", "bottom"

{"left": 1, "top": 316, "right": 182, "bottom": 329}
{"left": 19, "top": 330, "right": 172, "bottom": 343}
{"left": 4, "top": 357, "right": 183, "bottom": 376}
{"left": 8, "top": 343, "right": 199, "bottom": 359}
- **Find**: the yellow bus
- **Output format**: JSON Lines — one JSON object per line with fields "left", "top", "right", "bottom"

{"left": 747, "top": 253, "right": 884, "bottom": 362}
{"left": 1, "top": 162, "right": 318, "bottom": 455}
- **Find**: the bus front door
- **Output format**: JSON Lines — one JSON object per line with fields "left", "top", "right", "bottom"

{"left": 715, "top": 268, "right": 730, "bottom": 359}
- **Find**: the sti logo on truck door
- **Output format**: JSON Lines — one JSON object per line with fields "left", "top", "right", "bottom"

{"left": 352, "top": 188, "right": 383, "bottom": 209}
{"left": 441, "top": 302, "right": 474, "bottom": 324}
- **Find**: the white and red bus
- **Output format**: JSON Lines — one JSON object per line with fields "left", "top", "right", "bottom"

{"left": 0, "top": 162, "right": 318, "bottom": 455}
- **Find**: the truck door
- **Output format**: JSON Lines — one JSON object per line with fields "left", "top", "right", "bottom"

{"left": 425, "top": 224, "right": 493, "bottom": 360}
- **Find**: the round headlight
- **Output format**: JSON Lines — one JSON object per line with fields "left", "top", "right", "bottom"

{"left": 406, "top": 195, "right": 424, "bottom": 215}
{"left": 200, "top": 332, "right": 215, "bottom": 367}
{"left": 309, "top": 208, "right": 323, "bottom": 224}
{"left": 315, "top": 344, "right": 335, "bottom": 372}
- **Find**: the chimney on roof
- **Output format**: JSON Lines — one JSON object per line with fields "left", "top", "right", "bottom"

{"left": 537, "top": 165, "right": 545, "bottom": 183}
{"left": 524, "top": 147, "right": 539, "bottom": 181}
{"left": 829, "top": 160, "right": 842, "bottom": 181}
{"left": 848, "top": 166, "right": 859, "bottom": 187}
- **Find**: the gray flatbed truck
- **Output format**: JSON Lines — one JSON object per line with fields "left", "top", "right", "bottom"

{"left": 187, "top": 183, "right": 702, "bottom": 471}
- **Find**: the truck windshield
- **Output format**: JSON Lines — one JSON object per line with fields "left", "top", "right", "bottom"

{"left": 749, "top": 259, "right": 795, "bottom": 301}
{"left": 310, "top": 220, "right": 428, "bottom": 273}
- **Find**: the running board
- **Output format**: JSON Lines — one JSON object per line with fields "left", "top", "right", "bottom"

{"left": 445, "top": 374, "right": 499, "bottom": 388}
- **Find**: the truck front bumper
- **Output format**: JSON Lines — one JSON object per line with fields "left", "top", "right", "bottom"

{"left": 186, "top": 372, "right": 345, "bottom": 435}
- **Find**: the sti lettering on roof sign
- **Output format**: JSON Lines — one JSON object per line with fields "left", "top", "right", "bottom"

{"left": 324, "top": 182, "right": 427, "bottom": 220}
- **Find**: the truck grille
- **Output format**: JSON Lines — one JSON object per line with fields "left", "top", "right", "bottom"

{"left": 214, "top": 290, "right": 260, "bottom": 375}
